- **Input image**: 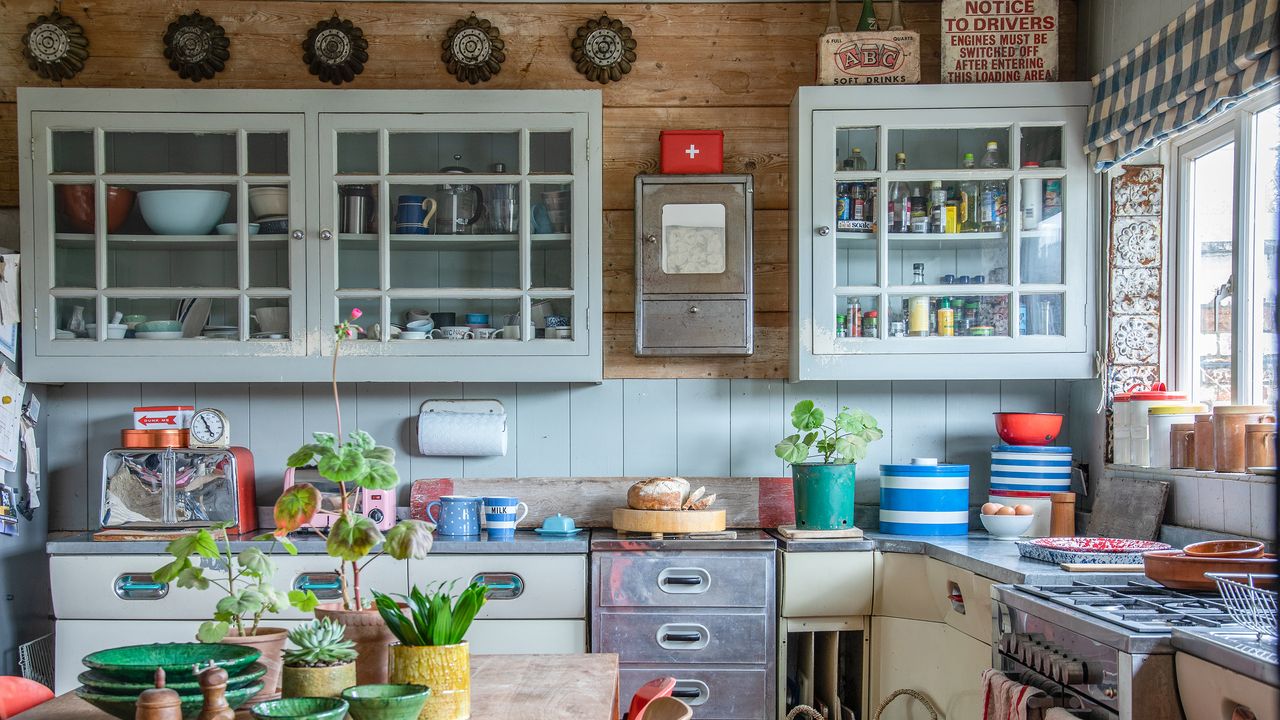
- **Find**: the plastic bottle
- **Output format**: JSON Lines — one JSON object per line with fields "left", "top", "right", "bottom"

{"left": 959, "top": 153, "right": 981, "bottom": 233}
{"left": 937, "top": 298, "right": 955, "bottom": 336}
{"left": 979, "top": 141, "right": 1007, "bottom": 232}
{"left": 843, "top": 147, "right": 868, "bottom": 171}
{"left": 908, "top": 263, "right": 930, "bottom": 337}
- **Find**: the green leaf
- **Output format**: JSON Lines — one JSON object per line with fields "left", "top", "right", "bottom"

{"left": 449, "top": 582, "right": 489, "bottom": 645}
{"left": 237, "top": 547, "right": 275, "bottom": 578}
{"left": 864, "top": 426, "right": 885, "bottom": 442}
{"left": 790, "top": 400, "right": 825, "bottom": 431}
{"left": 152, "top": 557, "right": 189, "bottom": 584}
{"left": 326, "top": 512, "right": 384, "bottom": 563}
{"left": 286, "top": 444, "right": 323, "bottom": 468}
{"left": 374, "top": 591, "right": 423, "bottom": 646}
{"left": 349, "top": 430, "right": 376, "bottom": 452}
{"left": 258, "top": 584, "right": 289, "bottom": 613}
{"left": 834, "top": 410, "right": 866, "bottom": 435}
{"left": 278, "top": 536, "right": 299, "bottom": 556}
{"left": 359, "top": 458, "right": 399, "bottom": 491}
{"left": 774, "top": 434, "right": 809, "bottom": 464}
{"left": 384, "top": 520, "right": 434, "bottom": 560}
{"left": 802, "top": 431, "right": 818, "bottom": 447}
{"left": 288, "top": 589, "right": 320, "bottom": 613}
{"left": 196, "top": 621, "right": 230, "bottom": 643}
{"left": 312, "top": 432, "right": 337, "bottom": 449}
{"left": 319, "top": 444, "right": 368, "bottom": 484}
{"left": 274, "top": 483, "right": 321, "bottom": 534}
{"left": 174, "top": 565, "right": 209, "bottom": 590}
{"left": 165, "top": 529, "right": 220, "bottom": 561}
{"left": 832, "top": 436, "right": 857, "bottom": 464}
{"left": 363, "top": 445, "right": 395, "bottom": 464}
{"left": 216, "top": 589, "right": 265, "bottom": 618}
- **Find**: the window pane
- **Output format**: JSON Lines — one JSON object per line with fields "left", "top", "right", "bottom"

{"left": 1189, "top": 142, "right": 1236, "bottom": 405}
{"left": 1252, "top": 103, "right": 1279, "bottom": 405}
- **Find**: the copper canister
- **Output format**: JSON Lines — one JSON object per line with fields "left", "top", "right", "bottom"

{"left": 1193, "top": 414, "right": 1216, "bottom": 471}
{"left": 1245, "top": 422, "right": 1277, "bottom": 470}
{"left": 1169, "top": 423, "right": 1196, "bottom": 469}
{"left": 1213, "top": 406, "right": 1274, "bottom": 473}
{"left": 121, "top": 428, "right": 189, "bottom": 448}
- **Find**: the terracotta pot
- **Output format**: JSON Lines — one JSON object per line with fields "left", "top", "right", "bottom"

{"left": 388, "top": 643, "right": 470, "bottom": 720}
{"left": 314, "top": 604, "right": 396, "bottom": 685}
{"left": 56, "top": 184, "right": 135, "bottom": 234}
{"left": 1213, "top": 406, "right": 1274, "bottom": 473}
{"left": 282, "top": 662, "right": 357, "bottom": 699}
{"left": 219, "top": 626, "right": 288, "bottom": 704}
{"left": 1245, "top": 422, "right": 1277, "bottom": 469}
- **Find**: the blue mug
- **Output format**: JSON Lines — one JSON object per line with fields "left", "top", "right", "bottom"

{"left": 396, "top": 195, "right": 438, "bottom": 235}
{"left": 426, "top": 495, "right": 481, "bottom": 536}
{"left": 482, "top": 496, "right": 529, "bottom": 541}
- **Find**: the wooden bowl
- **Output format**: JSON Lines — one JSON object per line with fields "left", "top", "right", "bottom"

{"left": 57, "top": 184, "right": 136, "bottom": 234}
{"left": 1142, "top": 549, "right": 1277, "bottom": 591}
{"left": 1183, "top": 540, "right": 1266, "bottom": 558}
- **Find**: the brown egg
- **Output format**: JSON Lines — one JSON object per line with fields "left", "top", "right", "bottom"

{"left": 1014, "top": 504, "right": 1035, "bottom": 516}
{"left": 995, "top": 505, "right": 1017, "bottom": 516}
{"left": 981, "top": 502, "right": 1005, "bottom": 516}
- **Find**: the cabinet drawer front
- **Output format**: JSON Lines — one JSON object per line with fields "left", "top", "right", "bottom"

{"left": 52, "top": 555, "right": 218, "bottom": 620}
{"left": 410, "top": 554, "right": 586, "bottom": 619}
{"left": 595, "top": 611, "right": 768, "bottom": 664}
{"left": 640, "top": 300, "right": 748, "bottom": 350}
{"left": 595, "top": 553, "right": 769, "bottom": 608}
{"left": 275, "top": 555, "right": 407, "bottom": 619}
{"left": 781, "top": 551, "right": 873, "bottom": 618}
{"left": 466, "top": 619, "right": 586, "bottom": 655}
{"left": 925, "top": 557, "right": 995, "bottom": 643}
{"left": 619, "top": 666, "right": 769, "bottom": 719}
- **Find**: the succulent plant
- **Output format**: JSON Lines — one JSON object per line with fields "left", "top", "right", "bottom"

{"left": 283, "top": 618, "right": 357, "bottom": 667}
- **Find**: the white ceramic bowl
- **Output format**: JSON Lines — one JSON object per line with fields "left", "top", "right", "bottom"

{"left": 980, "top": 512, "right": 1035, "bottom": 540}
{"left": 248, "top": 187, "right": 289, "bottom": 219}
{"left": 137, "top": 190, "right": 231, "bottom": 235}
{"left": 253, "top": 307, "right": 290, "bottom": 334}
{"left": 85, "top": 323, "right": 128, "bottom": 339}
{"left": 399, "top": 331, "right": 427, "bottom": 340}
{"left": 215, "top": 223, "right": 260, "bottom": 236}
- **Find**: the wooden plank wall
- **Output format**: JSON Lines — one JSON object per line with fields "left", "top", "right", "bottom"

{"left": 0, "top": 0, "right": 1076, "bottom": 378}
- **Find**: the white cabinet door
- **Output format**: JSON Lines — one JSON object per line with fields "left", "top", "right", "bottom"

{"left": 466, "top": 619, "right": 587, "bottom": 655}
{"left": 408, "top": 554, "right": 587, "bottom": 619}
{"left": 869, "top": 616, "right": 992, "bottom": 720}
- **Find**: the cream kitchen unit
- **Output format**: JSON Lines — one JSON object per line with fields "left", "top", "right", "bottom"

{"left": 789, "top": 83, "right": 1096, "bottom": 380}
{"left": 18, "top": 88, "right": 603, "bottom": 383}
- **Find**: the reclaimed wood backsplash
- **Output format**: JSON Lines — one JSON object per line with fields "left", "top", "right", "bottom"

{"left": 0, "top": 0, "right": 1077, "bottom": 379}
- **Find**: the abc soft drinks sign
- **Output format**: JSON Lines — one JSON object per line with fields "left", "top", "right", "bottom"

{"left": 817, "top": 31, "right": 921, "bottom": 86}
{"left": 941, "top": 0, "right": 1059, "bottom": 83}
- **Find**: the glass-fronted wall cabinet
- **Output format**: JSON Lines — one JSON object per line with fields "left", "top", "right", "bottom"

{"left": 789, "top": 84, "right": 1095, "bottom": 380}
{"left": 20, "top": 89, "right": 602, "bottom": 382}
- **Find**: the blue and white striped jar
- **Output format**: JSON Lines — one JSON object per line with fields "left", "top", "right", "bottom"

{"left": 989, "top": 444, "right": 1073, "bottom": 493}
{"left": 879, "top": 460, "right": 971, "bottom": 536}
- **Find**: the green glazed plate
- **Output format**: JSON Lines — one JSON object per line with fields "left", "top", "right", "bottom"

{"left": 78, "top": 662, "right": 267, "bottom": 694}
{"left": 75, "top": 681, "right": 262, "bottom": 720}
{"left": 82, "top": 643, "right": 261, "bottom": 681}
{"left": 251, "top": 697, "right": 350, "bottom": 719}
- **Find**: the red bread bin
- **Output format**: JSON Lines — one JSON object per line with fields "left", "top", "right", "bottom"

{"left": 659, "top": 130, "right": 724, "bottom": 174}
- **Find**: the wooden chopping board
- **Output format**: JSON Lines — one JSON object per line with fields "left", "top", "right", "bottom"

{"left": 1087, "top": 476, "right": 1169, "bottom": 541}
{"left": 613, "top": 508, "right": 726, "bottom": 538}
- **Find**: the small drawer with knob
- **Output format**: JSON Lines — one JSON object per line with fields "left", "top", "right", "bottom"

{"left": 595, "top": 553, "right": 770, "bottom": 608}
{"left": 637, "top": 300, "right": 749, "bottom": 354}
{"left": 594, "top": 610, "right": 769, "bottom": 664}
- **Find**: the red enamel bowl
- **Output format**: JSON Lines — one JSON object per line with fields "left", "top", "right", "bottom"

{"left": 994, "top": 412, "right": 1064, "bottom": 446}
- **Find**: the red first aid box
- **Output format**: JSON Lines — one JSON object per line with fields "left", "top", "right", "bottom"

{"left": 133, "top": 405, "right": 194, "bottom": 429}
{"left": 659, "top": 130, "right": 724, "bottom": 174}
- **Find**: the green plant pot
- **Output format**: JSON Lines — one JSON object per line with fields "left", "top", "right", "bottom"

{"left": 791, "top": 463, "right": 857, "bottom": 530}
{"left": 341, "top": 683, "right": 431, "bottom": 720}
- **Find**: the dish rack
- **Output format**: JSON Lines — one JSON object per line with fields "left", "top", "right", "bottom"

{"left": 1208, "top": 573, "right": 1278, "bottom": 637}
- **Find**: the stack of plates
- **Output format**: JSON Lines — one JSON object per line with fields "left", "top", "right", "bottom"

{"left": 75, "top": 643, "right": 264, "bottom": 719}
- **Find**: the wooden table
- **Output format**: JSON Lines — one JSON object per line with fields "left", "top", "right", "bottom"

{"left": 16, "top": 653, "right": 621, "bottom": 720}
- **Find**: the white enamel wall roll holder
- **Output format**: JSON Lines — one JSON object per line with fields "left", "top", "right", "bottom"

{"left": 417, "top": 399, "right": 508, "bottom": 457}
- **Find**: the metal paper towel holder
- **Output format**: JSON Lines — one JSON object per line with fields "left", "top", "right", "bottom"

{"left": 419, "top": 399, "right": 505, "bottom": 420}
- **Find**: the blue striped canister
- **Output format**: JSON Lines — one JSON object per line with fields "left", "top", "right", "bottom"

{"left": 879, "top": 460, "right": 971, "bottom": 535}
{"left": 989, "top": 444, "right": 1073, "bottom": 493}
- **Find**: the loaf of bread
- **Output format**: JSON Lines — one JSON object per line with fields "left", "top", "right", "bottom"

{"left": 627, "top": 477, "right": 690, "bottom": 510}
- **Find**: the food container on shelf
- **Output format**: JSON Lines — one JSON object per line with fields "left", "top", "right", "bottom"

{"left": 658, "top": 130, "right": 724, "bottom": 174}
{"left": 99, "top": 446, "right": 257, "bottom": 534}
{"left": 1111, "top": 392, "right": 1132, "bottom": 464}
{"left": 133, "top": 405, "right": 194, "bottom": 429}
{"left": 1145, "top": 404, "right": 1206, "bottom": 468}
{"left": 1194, "top": 413, "right": 1216, "bottom": 470}
{"left": 989, "top": 444, "right": 1073, "bottom": 493}
{"left": 1169, "top": 423, "right": 1196, "bottom": 469}
{"left": 878, "top": 459, "right": 970, "bottom": 536}
{"left": 1246, "top": 422, "right": 1277, "bottom": 469}
{"left": 1118, "top": 384, "right": 1189, "bottom": 465}
{"left": 120, "top": 428, "right": 189, "bottom": 448}
{"left": 1213, "top": 405, "right": 1275, "bottom": 473}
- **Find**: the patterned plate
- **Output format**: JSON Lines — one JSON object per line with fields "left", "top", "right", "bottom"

{"left": 1017, "top": 537, "right": 1172, "bottom": 566}
{"left": 1030, "top": 537, "right": 1171, "bottom": 554}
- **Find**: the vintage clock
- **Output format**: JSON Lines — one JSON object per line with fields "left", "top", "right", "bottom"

{"left": 188, "top": 408, "right": 231, "bottom": 449}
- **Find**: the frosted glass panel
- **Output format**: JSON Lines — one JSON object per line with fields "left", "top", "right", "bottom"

{"left": 661, "top": 203, "right": 726, "bottom": 275}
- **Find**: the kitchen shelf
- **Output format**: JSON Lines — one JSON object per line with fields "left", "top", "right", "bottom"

{"left": 339, "top": 232, "right": 572, "bottom": 251}
{"left": 887, "top": 232, "right": 1006, "bottom": 242}
{"left": 56, "top": 233, "right": 288, "bottom": 250}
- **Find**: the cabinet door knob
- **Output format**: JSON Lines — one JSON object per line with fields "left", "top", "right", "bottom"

{"left": 291, "top": 229, "right": 305, "bottom": 241}
{"left": 645, "top": 234, "right": 658, "bottom": 244}
{"left": 817, "top": 225, "right": 831, "bottom": 236}
{"left": 319, "top": 229, "right": 334, "bottom": 242}
{"left": 688, "top": 306, "right": 700, "bottom": 314}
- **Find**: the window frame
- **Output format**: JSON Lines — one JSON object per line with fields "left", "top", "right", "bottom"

{"left": 1169, "top": 89, "right": 1280, "bottom": 405}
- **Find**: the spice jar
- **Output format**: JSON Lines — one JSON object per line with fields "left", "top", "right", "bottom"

{"left": 1169, "top": 423, "right": 1195, "bottom": 469}
{"left": 1194, "top": 413, "right": 1216, "bottom": 471}
{"left": 1213, "top": 405, "right": 1274, "bottom": 473}
{"left": 1245, "top": 422, "right": 1277, "bottom": 470}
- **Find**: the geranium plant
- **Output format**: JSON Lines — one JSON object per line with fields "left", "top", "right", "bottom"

{"left": 267, "top": 308, "right": 435, "bottom": 610}
{"left": 774, "top": 400, "right": 884, "bottom": 465}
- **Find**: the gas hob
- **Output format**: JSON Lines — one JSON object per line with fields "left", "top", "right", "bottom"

{"left": 1016, "top": 580, "right": 1238, "bottom": 634}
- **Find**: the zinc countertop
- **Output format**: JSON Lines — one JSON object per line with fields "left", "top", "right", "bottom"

{"left": 46, "top": 529, "right": 590, "bottom": 555}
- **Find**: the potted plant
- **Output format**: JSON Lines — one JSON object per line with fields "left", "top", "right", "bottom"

{"left": 374, "top": 581, "right": 488, "bottom": 720}
{"left": 153, "top": 522, "right": 315, "bottom": 702}
{"left": 775, "top": 400, "right": 884, "bottom": 530}
{"left": 280, "top": 618, "right": 358, "bottom": 699}
{"left": 268, "top": 308, "right": 435, "bottom": 685}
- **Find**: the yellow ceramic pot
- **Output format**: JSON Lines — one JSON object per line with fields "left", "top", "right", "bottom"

{"left": 388, "top": 643, "right": 470, "bottom": 720}
{"left": 281, "top": 661, "right": 357, "bottom": 698}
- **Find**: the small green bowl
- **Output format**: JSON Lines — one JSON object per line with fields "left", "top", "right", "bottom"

{"left": 81, "top": 643, "right": 261, "bottom": 681}
{"left": 75, "top": 682, "right": 261, "bottom": 720}
{"left": 135, "top": 320, "right": 182, "bottom": 333}
{"left": 78, "top": 662, "right": 267, "bottom": 694}
{"left": 251, "top": 697, "right": 350, "bottom": 720}
{"left": 342, "top": 684, "right": 431, "bottom": 720}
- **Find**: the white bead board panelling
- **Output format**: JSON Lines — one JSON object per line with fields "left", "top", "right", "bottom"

{"left": 43, "top": 378, "right": 1072, "bottom": 531}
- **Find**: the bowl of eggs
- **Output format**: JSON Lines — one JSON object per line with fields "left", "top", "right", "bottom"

{"left": 979, "top": 502, "right": 1035, "bottom": 540}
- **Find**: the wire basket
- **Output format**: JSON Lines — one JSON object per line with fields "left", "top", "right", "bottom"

{"left": 1208, "top": 573, "right": 1278, "bottom": 637}
{"left": 18, "top": 633, "right": 54, "bottom": 689}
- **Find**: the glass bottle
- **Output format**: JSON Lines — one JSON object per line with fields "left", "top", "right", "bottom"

{"left": 979, "top": 141, "right": 1007, "bottom": 232}
{"left": 929, "top": 180, "right": 947, "bottom": 233}
{"left": 836, "top": 314, "right": 847, "bottom": 338}
{"left": 908, "top": 263, "right": 929, "bottom": 337}
{"left": 851, "top": 183, "right": 868, "bottom": 229}
{"left": 68, "top": 305, "right": 86, "bottom": 336}
{"left": 843, "top": 147, "right": 868, "bottom": 171}
{"left": 856, "top": 0, "right": 880, "bottom": 30}
{"left": 959, "top": 153, "right": 981, "bottom": 233}
{"left": 937, "top": 298, "right": 955, "bottom": 336}
{"left": 887, "top": 0, "right": 906, "bottom": 30}
{"left": 909, "top": 184, "right": 929, "bottom": 234}
{"left": 890, "top": 153, "right": 910, "bottom": 233}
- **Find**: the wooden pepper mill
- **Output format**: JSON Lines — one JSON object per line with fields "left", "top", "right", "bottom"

{"left": 196, "top": 664, "right": 236, "bottom": 720}
{"left": 135, "top": 668, "right": 182, "bottom": 720}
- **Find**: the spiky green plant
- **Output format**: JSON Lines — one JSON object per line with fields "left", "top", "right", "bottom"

{"left": 283, "top": 618, "right": 357, "bottom": 668}
{"left": 373, "top": 580, "right": 488, "bottom": 647}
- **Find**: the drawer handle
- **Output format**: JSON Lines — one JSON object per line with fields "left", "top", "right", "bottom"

{"left": 663, "top": 632, "right": 702, "bottom": 643}
{"left": 663, "top": 576, "right": 702, "bottom": 586}
{"left": 656, "top": 623, "right": 709, "bottom": 650}
{"left": 688, "top": 306, "right": 700, "bottom": 314}
{"left": 947, "top": 582, "right": 966, "bottom": 615}
{"left": 672, "top": 680, "right": 709, "bottom": 706}
{"left": 294, "top": 572, "right": 343, "bottom": 600}
{"left": 472, "top": 572, "right": 523, "bottom": 600}
{"left": 114, "top": 574, "right": 169, "bottom": 600}
{"left": 657, "top": 568, "right": 710, "bottom": 594}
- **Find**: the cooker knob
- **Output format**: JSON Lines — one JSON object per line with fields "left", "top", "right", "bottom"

{"left": 1057, "top": 659, "right": 1087, "bottom": 685}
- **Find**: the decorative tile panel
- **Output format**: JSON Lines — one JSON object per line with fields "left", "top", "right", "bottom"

{"left": 1106, "top": 165, "right": 1164, "bottom": 399}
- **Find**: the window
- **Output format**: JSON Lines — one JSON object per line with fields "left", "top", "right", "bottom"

{"left": 1173, "top": 93, "right": 1279, "bottom": 406}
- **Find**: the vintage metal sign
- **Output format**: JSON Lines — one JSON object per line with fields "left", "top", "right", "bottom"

{"left": 941, "top": 0, "right": 1058, "bottom": 83}
{"left": 817, "top": 31, "right": 921, "bottom": 86}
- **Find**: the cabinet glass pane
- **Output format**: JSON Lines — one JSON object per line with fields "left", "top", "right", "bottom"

{"left": 52, "top": 131, "right": 94, "bottom": 174}
{"left": 338, "top": 235, "right": 377, "bottom": 290}
{"left": 1019, "top": 176, "right": 1063, "bottom": 284}
{"left": 338, "top": 298, "right": 379, "bottom": 341}
{"left": 661, "top": 203, "right": 725, "bottom": 274}
{"left": 250, "top": 240, "right": 290, "bottom": 289}
{"left": 887, "top": 178, "right": 1006, "bottom": 236}
{"left": 835, "top": 295, "right": 880, "bottom": 338}
{"left": 836, "top": 235, "right": 877, "bottom": 286}
{"left": 103, "top": 184, "right": 237, "bottom": 288}
{"left": 531, "top": 132, "right": 573, "bottom": 174}
{"left": 246, "top": 133, "right": 289, "bottom": 175}
{"left": 1019, "top": 293, "right": 1064, "bottom": 336}
{"left": 55, "top": 297, "right": 96, "bottom": 339}
{"left": 532, "top": 297, "right": 573, "bottom": 340}
{"left": 105, "top": 132, "right": 236, "bottom": 174}
{"left": 337, "top": 132, "right": 379, "bottom": 174}
{"left": 249, "top": 299, "right": 291, "bottom": 340}
{"left": 1020, "top": 126, "right": 1064, "bottom": 168}
{"left": 532, "top": 182, "right": 573, "bottom": 290}
{"left": 887, "top": 292, "right": 1010, "bottom": 337}
{"left": 887, "top": 236, "right": 1008, "bottom": 287}
{"left": 888, "top": 129, "right": 1010, "bottom": 170}
{"left": 836, "top": 181, "right": 877, "bottom": 233}
{"left": 387, "top": 298, "right": 521, "bottom": 340}
{"left": 388, "top": 132, "right": 518, "bottom": 174}
{"left": 834, "top": 127, "right": 878, "bottom": 172}
{"left": 388, "top": 183, "right": 517, "bottom": 290}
